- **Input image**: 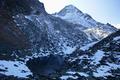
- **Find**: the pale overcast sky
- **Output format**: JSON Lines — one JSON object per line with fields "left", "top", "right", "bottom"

{"left": 40, "top": 0, "right": 120, "bottom": 26}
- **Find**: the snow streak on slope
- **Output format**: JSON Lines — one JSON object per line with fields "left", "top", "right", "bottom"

{"left": 91, "top": 50, "right": 105, "bottom": 65}
{"left": 113, "top": 36, "right": 120, "bottom": 41}
{"left": 84, "top": 28, "right": 110, "bottom": 40}
{"left": 80, "top": 42, "right": 97, "bottom": 51}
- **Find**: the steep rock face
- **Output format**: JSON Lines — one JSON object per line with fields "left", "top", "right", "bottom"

{"left": 0, "top": 0, "right": 93, "bottom": 61}
{"left": 53, "top": 5, "right": 117, "bottom": 40}
{"left": 0, "top": 10, "right": 29, "bottom": 53}
{"left": 0, "top": 0, "right": 46, "bottom": 55}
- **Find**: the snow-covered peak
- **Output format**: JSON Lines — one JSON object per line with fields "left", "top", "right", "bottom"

{"left": 53, "top": 5, "right": 117, "bottom": 31}
{"left": 53, "top": 5, "right": 96, "bottom": 27}
{"left": 62, "top": 5, "right": 82, "bottom": 13}
{"left": 53, "top": 5, "right": 117, "bottom": 40}
{"left": 54, "top": 5, "right": 83, "bottom": 17}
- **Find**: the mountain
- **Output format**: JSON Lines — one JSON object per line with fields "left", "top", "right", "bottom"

{"left": 60, "top": 30, "right": 120, "bottom": 80}
{"left": 0, "top": 0, "right": 97, "bottom": 59}
{"left": 53, "top": 5, "right": 117, "bottom": 40}
{"left": 0, "top": 0, "right": 119, "bottom": 80}
{"left": 0, "top": 0, "right": 93, "bottom": 78}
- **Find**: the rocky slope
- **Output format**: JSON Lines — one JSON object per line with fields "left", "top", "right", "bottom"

{"left": 0, "top": 0, "right": 96, "bottom": 59}
{"left": 59, "top": 30, "right": 120, "bottom": 80}
{"left": 25, "top": 30, "right": 120, "bottom": 80}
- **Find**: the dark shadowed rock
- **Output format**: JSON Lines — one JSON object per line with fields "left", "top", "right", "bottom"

{"left": 0, "top": 10, "right": 30, "bottom": 52}
{"left": 26, "top": 54, "right": 65, "bottom": 78}
{"left": 0, "top": 0, "right": 45, "bottom": 15}
{"left": 0, "top": 0, "right": 46, "bottom": 54}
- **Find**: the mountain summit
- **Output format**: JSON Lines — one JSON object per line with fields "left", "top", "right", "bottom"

{"left": 54, "top": 5, "right": 95, "bottom": 26}
{"left": 57, "top": 5, "right": 83, "bottom": 16}
{"left": 54, "top": 5, "right": 117, "bottom": 40}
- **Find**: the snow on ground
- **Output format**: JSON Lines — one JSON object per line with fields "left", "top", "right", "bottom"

{"left": 80, "top": 42, "right": 97, "bottom": 51}
{"left": 60, "top": 75, "right": 78, "bottom": 80}
{"left": 113, "top": 36, "right": 120, "bottom": 41}
{"left": 0, "top": 60, "right": 32, "bottom": 78}
{"left": 107, "top": 62, "right": 120, "bottom": 69}
{"left": 93, "top": 65, "right": 112, "bottom": 77}
{"left": 60, "top": 71, "right": 89, "bottom": 80}
{"left": 91, "top": 50, "right": 105, "bottom": 65}
{"left": 78, "top": 72, "right": 89, "bottom": 77}
{"left": 66, "top": 71, "right": 89, "bottom": 77}
{"left": 63, "top": 43, "right": 76, "bottom": 54}
{"left": 93, "top": 62, "right": 120, "bottom": 77}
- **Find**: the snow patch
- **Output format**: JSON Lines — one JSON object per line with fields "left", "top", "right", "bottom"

{"left": 80, "top": 42, "right": 97, "bottom": 51}
{"left": 113, "top": 36, "right": 120, "bottom": 41}
{"left": 63, "top": 44, "right": 76, "bottom": 54}
{"left": 60, "top": 75, "right": 78, "bottom": 80}
{"left": 93, "top": 65, "right": 111, "bottom": 77}
{"left": 60, "top": 71, "right": 89, "bottom": 80}
{"left": 66, "top": 71, "right": 89, "bottom": 77}
{"left": 91, "top": 50, "right": 105, "bottom": 65}
{"left": 25, "top": 16, "right": 33, "bottom": 21}
{"left": 93, "top": 63, "right": 120, "bottom": 77}
{"left": 0, "top": 60, "right": 32, "bottom": 78}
